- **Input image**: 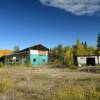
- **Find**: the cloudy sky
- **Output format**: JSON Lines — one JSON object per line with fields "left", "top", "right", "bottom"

{"left": 0, "top": 0, "right": 100, "bottom": 50}
{"left": 40, "top": 0, "right": 100, "bottom": 16}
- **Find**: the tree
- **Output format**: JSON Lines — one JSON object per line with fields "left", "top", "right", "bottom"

{"left": 56, "top": 44, "right": 65, "bottom": 64}
{"left": 13, "top": 46, "right": 20, "bottom": 52}
{"left": 64, "top": 47, "right": 73, "bottom": 66}
{"left": 74, "top": 40, "right": 88, "bottom": 56}
{"left": 97, "top": 33, "right": 100, "bottom": 49}
{"left": 76, "top": 39, "right": 82, "bottom": 55}
{"left": 56, "top": 44, "right": 63, "bottom": 54}
{"left": 87, "top": 46, "right": 96, "bottom": 55}
{"left": 81, "top": 41, "right": 84, "bottom": 46}
{"left": 84, "top": 41, "right": 87, "bottom": 49}
{"left": 81, "top": 41, "right": 87, "bottom": 49}
{"left": 96, "top": 33, "right": 100, "bottom": 55}
{"left": 49, "top": 44, "right": 65, "bottom": 65}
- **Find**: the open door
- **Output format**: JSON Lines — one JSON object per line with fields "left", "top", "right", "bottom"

{"left": 86, "top": 58, "right": 95, "bottom": 66}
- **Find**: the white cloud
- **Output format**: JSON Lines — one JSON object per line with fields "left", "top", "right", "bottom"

{"left": 39, "top": 0, "right": 100, "bottom": 16}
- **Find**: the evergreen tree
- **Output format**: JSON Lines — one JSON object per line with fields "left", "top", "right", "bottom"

{"left": 97, "top": 33, "right": 100, "bottom": 49}
{"left": 75, "top": 40, "right": 88, "bottom": 56}
{"left": 81, "top": 41, "right": 87, "bottom": 49}
{"left": 81, "top": 41, "right": 84, "bottom": 46}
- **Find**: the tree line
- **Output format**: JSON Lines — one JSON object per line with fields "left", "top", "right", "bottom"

{"left": 50, "top": 33, "right": 100, "bottom": 66}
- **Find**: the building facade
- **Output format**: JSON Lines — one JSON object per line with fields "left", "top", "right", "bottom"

{"left": 0, "top": 44, "right": 49, "bottom": 65}
{"left": 77, "top": 55, "right": 100, "bottom": 67}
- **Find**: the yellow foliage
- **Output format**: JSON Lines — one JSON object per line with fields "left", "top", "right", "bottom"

{"left": 0, "top": 50, "right": 13, "bottom": 57}
{"left": 65, "top": 47, "right": 73, "bottom": 66}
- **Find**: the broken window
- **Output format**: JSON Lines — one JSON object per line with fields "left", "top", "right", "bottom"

{"left": 16, "top": 59, "right": 20, "bottom": 63}
{"left": 33, "top": 59, "right": 36, "bottom": 62}
{"left": 8, "top": 59, "right": 12, "bottom": 63}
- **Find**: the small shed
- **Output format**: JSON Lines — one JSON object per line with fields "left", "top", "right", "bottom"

{"left": 77, "top": 55, "right": 100, "bottom": 67}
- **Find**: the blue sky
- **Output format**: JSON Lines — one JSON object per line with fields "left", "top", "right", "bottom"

{"left": 0, "top": 0, "right": 100, "bottom": 50}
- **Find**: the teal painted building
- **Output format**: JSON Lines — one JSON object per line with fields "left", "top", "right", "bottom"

{"left": 0, "top": 44, "right": 49, "bottom": 65}
{"left": 29, "top": 48, "right": 48, "bottom": 65}
{"left": 30, "top": 55, "right": 48, "bottom": 65}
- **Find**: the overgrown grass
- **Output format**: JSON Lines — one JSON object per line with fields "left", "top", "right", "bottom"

{"left": 0, "top": 66, "right": 99, "bottom": 100}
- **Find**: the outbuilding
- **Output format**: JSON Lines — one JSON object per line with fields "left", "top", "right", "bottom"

{"left": 77, "top": 55, "right": 100, "bottom": 67}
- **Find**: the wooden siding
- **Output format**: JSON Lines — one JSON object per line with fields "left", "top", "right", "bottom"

{"left": 0, "top": 44, "right": 49, "bottom": 65}
{"left": 4, "top": 51, "right": 30, "bottom": 64}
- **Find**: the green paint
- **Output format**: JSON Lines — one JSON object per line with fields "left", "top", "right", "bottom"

{"left": 30, "top": 55, "right": 48, "bottom": 65}
{"left": 22, "top": 58, "right": 26, "bottom": 64}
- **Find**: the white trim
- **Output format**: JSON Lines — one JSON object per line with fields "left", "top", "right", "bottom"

{"left": 30, "top": 50, "right": 39, "bottom": 55}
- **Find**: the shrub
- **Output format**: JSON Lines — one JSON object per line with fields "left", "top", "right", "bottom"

{"left": 0, "top": 62, "right": 4, "bottom": 67}
{"left": 50, "top": 59, "right": 63, "bottom": 65}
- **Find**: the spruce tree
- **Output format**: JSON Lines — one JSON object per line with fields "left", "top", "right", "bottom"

{"left": 97, "top": 33, "right": 100, "bottom": 49}
{"left": 75, "top": 40, "right": 87, "bottom": 56}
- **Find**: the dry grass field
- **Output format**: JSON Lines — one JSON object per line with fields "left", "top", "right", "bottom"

{"left": 0, "top": 65, "right": 100, "bottom": 100}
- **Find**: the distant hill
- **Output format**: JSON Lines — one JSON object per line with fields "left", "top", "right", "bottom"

{"left": 0, "top": 50, "right": 13, "bottom": 57}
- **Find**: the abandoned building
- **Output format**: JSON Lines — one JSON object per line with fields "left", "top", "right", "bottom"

{"left": 0, "top": 44, "right": 49, "bottom": 65}
{"left": 0, "top": 44, "right": 100, "bottom": 67}
{"left": 77, "top": 55, "right": 100, "bottom": 67}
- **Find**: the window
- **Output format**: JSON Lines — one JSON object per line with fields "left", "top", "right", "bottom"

{"left": 33, "top": 59, "right": 36, "bottom": 62}
{"left": 8, "top": 59, "right": 12, "bottom": 63}
{"left": 16, "top": 59, "right": 20, "bottom": 63}
{"left": 43, "top": 59, "right": 45, "bottom": 62}
{"left": 8, "top": 58, "right": 20, "bottom": 63}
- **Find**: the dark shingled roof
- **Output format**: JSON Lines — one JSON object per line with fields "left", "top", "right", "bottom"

{"left": 18, "top": 44, "right": 49, "bottom": 52}
{"left": 0, "top": 44, "right": 49, "bottom": 57}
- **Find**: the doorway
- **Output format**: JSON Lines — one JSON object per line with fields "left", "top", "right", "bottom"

{"left": 86, "top": 58, "right": 95, "bottom": 66}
